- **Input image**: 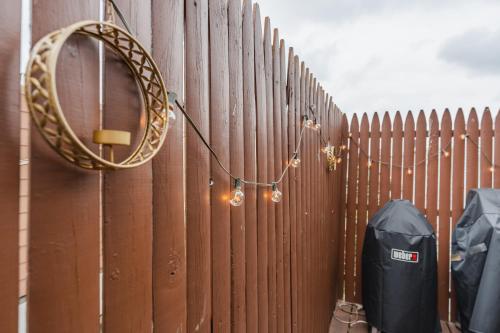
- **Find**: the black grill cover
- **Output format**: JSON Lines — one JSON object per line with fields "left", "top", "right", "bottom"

{"left": 451, "top": 189, "right": 500, "bottom": 333}
{"left": 362, "top": 200, "right": 440, "bottom": 333}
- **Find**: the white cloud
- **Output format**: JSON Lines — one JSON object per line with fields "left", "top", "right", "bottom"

{"left": 258, "top": 0, "right": 500, "bottom": 118}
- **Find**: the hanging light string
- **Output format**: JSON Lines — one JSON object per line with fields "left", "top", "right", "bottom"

{"left": 106, "top": 0, "right": 330, "bottom": 205}
{"left": 345, "top": 131, "right": 498, "bottom": 174}
{"left": 173, "top": 97, "right": 310, "bottom": 187}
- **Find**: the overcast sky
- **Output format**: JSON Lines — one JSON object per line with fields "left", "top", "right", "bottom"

{"left": 258, "top": 0, "right": 500, "bottom": 118}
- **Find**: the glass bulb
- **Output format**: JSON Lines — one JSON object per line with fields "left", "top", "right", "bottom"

{"left": 337, "top": 157, "right": 342, "bottom": 164}
{"left": 271, "top": 188, "right": 283, "bottom": 203}
{"left": 314, "top": 123, "right": 321, "bottom": 130}
{"left": 167, "top": 109, "right": 176, "bottom": 130}
{"left": 443, "top": 151, "right": 450, "bottom": 158}
{"left": 291, "top": 157, "right": 301, "bottom": 168}
{"left": 407, "top": 168, "right": 413, "bottom": 175}
{"left": 305, "top": 119, "right": 314, "bottom": 128}
{"left": 229, "top": 188, "right": 245, "bottom": 206}
{"left": 489, "top": 166, "right": 495, "bottom": 173}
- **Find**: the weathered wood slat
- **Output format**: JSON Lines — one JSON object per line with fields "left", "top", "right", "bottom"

{"left": 414, "top": 111, "right": 427, "bottom": 214}
{"left": 185, "top": 0, "right": 212, "bottom": 331}
{"left": 151, "top": 0, "right": 187, "bottom": 331}
{"left": 30, "top": 1, "right": 100, "bottom": 331}
{"left": 495, "top": 111, "right": 500, "bottom": 187}
{"left": 242, "top": 1, "right": 258, "bottom": 330}
{"left": 345, "top": 115, "right": 359, "bottom": 302}
{"left": 391, "top": 112, "right": 403, "bottom": 199}
{"left": 379, "top": 113, "right": 391, "bottom": 206}
{"left": 337, "top": 115, "right": 349, "bottom": 301}
{"left": 355, "top": 114, "right": 369, "bottom": 304}
{"left": 253, "top": 5, "right": 269, "bottom": 332}
{"left": 0, "top": 1, "right": 20, "bottom": 331}
{"left": 209, "top": 0, "right": 231, "bottom": 329}
{"left": 403, "top": 112, "right": 415, "bottom": 201}
{"left": 426, "top": 111, "right": 439, "bottom": 232}
{"left": 103, "top": 1, "right": 153, "bottom": 332}
{"left": 272, "top": 28, "right": 285, "bottom": 333}
{"left": 450, "top": 109, "right": 466, "bottom": 321}
{"left": 466, "top": 109, "right": 479, "bottom": 192}
{"left": 480, "top": 108, "right": 493, "bottom": 187}
{"left": 368, "top": 113, "right": 380, "bottom": 219}
{"left": 263, "top": 16, "right": 277, "bottom": 333}
{"left": 228, "top": 0, "right": 246, "bottom": 330}
{"left": 438, "top": 110, "right": 452, "bottom": 321}
{"left": 280, "top": 39, "right": 292, "bottom": 333}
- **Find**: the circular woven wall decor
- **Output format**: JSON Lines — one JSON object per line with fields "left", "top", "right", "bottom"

{"left": 25, "top": 20, "right": 170, "bottom": 170}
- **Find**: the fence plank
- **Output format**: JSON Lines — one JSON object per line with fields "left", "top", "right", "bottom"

{"left": 379, "top": 113, "right": 392, "bottom": 206}
{"left": 415, "top": 111, "right": 427, "bottom": 214}
{"left": 272, "top": 27, "right": 284, "bottom": 333}
{"left": 345, "top": 114, "right": 359, "bottom": 302}
{"left": 495, "top": 111, "right": 500, "bottom": 187}
{"left": 450, "top": 109, "right": 465, "bottom": 320}
{"left": 288, "top": 51, "right": 298, "bottom": 333}
{"left": 151, "top": 0, "right": 187, "bottom": 331}
{"left": 185, "top": 0, "right": 212, "bottom": 330}
{"left": 391, "top": 112, "right": 403, "bottom": 199}
{"left": 368, "top": 114, "right": 381, "bottom": 218}
{"left": 297, "top": 61, "right": 306, "bottom": 332}
{"left": 426, "top": 111, "right": 439, "bottom": 232}
{"left": 466, "top": 109, "right": 479, "bottom": 192}
{"left": 355, "top": 114, "right": 369, "bottom": 304}
{"left": 228, "top": 0, "right": 246, "bottom": 330}
{"left": 403, "top": 112, "right": 415, "bottom": 201}
{"left": 103, "top": 1, "right": 153, "bottom": 331}
{"left": 337, "top": 114, "right": 349, "bottom": 301}
{"left": 254, "top": 5, "right": 269, "bottom": 332}
{"left": 242, "top": 1, "right": 258, "bottom": 330}
{"left": 264, "top": 17, "right": 277, "bottom": 333}
{"left": 209, "top": 0, "right": 231, "bottom": 329}
{"left": 438, "top": 110, "right": 452, "bottom": 321}
{"left": 303, "top": 68, "right": 311, "bottom": 330}
{"left": 0, "top": 0, "right": 20, "bottom": 331}
{"left": 280, "top": 39, "right": 292, "bottom": 333}
{"left": 29, "top": 1, "right": 100, "bottom": 331}
{"left": 480, "top": 108, "right": 493, "bottom": 187}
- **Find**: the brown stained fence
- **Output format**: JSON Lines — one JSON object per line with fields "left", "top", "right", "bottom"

{"left": 339, "top": 108, "right": 500, "bottom": 322}
{"left": 1, "top": 0, "right": 344, "bottom": 332}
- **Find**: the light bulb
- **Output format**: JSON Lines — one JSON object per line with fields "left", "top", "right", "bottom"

{"left": 229, "top": 179, "right": 244, "bottom": 207}
{"left": 305, "top": 119, "right": 314, "bottom": 128}
{"left": 460, "top": 134, "right": 466, "bottom": 140}
{"left": 167, "top": 109, "right": 176, "bottom": 130}
{"left": 314, "top": 123, "right": 321, "bottom": 130}
{"left": 291, "top": 156, "right": 301, "bottom": 168}
{"left": 368, "top": 160, "right": 373, "bottom": 168}
{"left": 337, "top": 157, "right": 342, "bottom": 164}
{"left": 341, "top": 145, "right": 347, "bottom": 150}
{"left": 407, "top": 168, "right": 413, "bottom": 175}
{"left": 443, "top": 150, "right": 450, "bottom": 158}
{"left": 489, "top": 166, "right": 495, "bottom": 173}
{"left": 271, "top": 183, "right": 282, "bottom": 203}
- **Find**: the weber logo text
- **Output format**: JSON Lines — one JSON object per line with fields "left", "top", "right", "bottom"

{"left": 391, "top": 249, "right": 419, "bottom": 263}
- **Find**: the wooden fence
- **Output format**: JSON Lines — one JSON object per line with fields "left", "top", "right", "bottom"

{"left": 338, "top": 108, "right": 500, "bottom": 322}
{"left": 0, "top": 0, "right": 344, "bottom": 332}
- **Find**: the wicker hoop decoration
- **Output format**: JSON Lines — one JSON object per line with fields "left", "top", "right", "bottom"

{"left": 25, "top": 20, "right": 170, "bottom": 170}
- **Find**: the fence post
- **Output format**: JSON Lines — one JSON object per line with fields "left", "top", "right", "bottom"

{"left": 0, "top": 1, "right": 21, "bottom": 331}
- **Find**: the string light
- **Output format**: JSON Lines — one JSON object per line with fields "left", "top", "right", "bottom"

{"left": 443, "top": 150, "right": 450, "bottom": 158}
{"left": 407, "top": 168, "right": 413, "bottom": 175}
{"left": 489, "top": 166, "right": 495, "bottom": 173}
{"left": 336, "top": 157, "right": 342, "bottom": 164}
{"left": 305, "top": 119, "right": 315, "bottom": 129}
{"left": 460, "top": 134, "right": 466, "bottom": 140}
{"left": 368, "top": 160, "right": 373, "bottom": 168}
{"left": 291, "top": 153, "right": 301, "bottom": 168}
{"left": 271, "top": 183, "right": 283, "bottom": 203}
{"left": 313, "top": 122, "right": 321, "bottom": 131}
{"left": 229, "top": 178, "right": 244, "bottom": 207}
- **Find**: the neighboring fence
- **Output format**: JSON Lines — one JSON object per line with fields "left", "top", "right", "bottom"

{"left": 338, "top": 108, "right": 500, "bottom": 322}
{"left": 0, "top": 0, "right": 344, "bottom": 332}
